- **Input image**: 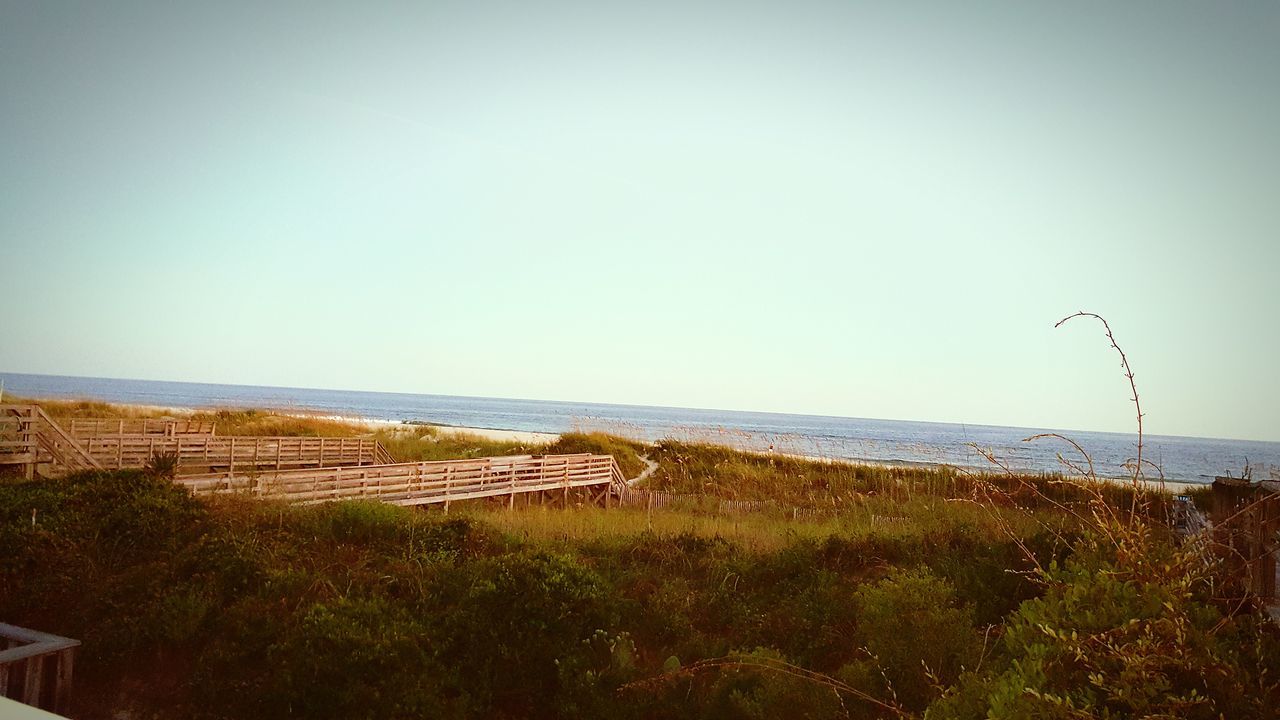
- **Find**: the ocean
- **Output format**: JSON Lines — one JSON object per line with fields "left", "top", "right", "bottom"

{"left": 3, "top": 372, "right": 1276, "bottom": 485}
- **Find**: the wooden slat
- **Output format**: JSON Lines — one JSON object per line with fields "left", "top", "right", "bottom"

{"left": 78, "top": 435, "right": 387, "bottom": 473}
{"left": 62, "top": 417, "right": 216, "bottom": 438}
{"left": 178, "top": 453, "right": 622, "bottom": 508}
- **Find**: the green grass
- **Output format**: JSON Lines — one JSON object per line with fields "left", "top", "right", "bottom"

{"left": 467, "top": 494, "right": 1063, "bottom": 554}
{"left": 645, "top": 439, "right": 1174, "bottom": 514}
{"left": 372, "top": 425, "right": 549, "bottom": 461}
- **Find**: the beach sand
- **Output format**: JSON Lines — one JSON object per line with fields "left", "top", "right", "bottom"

{"left": 429, "top": 426, "right": 561, "bottom": 444}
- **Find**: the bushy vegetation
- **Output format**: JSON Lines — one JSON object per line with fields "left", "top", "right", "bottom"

{"left": 645, "top": 440, "right": 1172, "bottom": 515}
{"left": 372, "top": 425, "right": 548, "bottom": 462}
{"left": 0, "top": 469, "right": 1032, "bottom": 719}
{"left": 5, "top": 397, "right": 1277, "bottom": 718}
{"left": 4, "top": 463, "right": 1273, "bottom": 719}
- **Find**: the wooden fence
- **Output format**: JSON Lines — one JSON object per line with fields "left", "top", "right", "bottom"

{"left": 0, "top": 623, "right": 79, "bottom": 715}
{"left": 81, "top": 435, "right": 394, "bottom": 472}
{"left": 178, "top": 453, "right": 626, "bottom": 508}
{"left": 1213, "top": 477, "right": 1280, "bottom": 605}
{"left": 63, "top": 417, "right": 216, "bottom": 438}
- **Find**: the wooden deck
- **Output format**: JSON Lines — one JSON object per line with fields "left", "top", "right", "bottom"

{"left": 3, "top": 404, "right": 628, "bottom": 511}
{"left": 0, "top": 623, "right": 79, "bottom": 715}
{"left": 2, "top": 404, "right": 394, "bottom": 477}
{"left": 179, "top": 453, "right": 627, "bottom": 508}
{"left": 79, "top": 435, "right": 394, "bottom": 472}
{"left": 0, "top": 405, "right": 102, "bottom": 478}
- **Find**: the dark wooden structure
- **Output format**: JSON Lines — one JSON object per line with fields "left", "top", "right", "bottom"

{"left": 1211, "top": 477, "right": 1280, "bottom": 604}
{"left": 0, "top": 623, "right": 79, "bottom": 715}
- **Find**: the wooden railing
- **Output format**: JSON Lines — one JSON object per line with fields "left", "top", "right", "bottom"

{"left": 2, "top": 406, "right": 394, "bottom": 478}
{"left": 0, "top": 623, "right": 79, "bottom": 715}
{"left": 63, "top": 417, "right": 216, "bottom": 438}
{"left": 1213, "top": 477, "right": 1280, "bottom": 605}
{"left": 81, "top": 435, "right": 390, "bottom": 472}
{"left": 0, "top": 408, "right": 38, "bottom": 474}
{"left": 178, "top": 453, "right": 624, "bottom": 507}
{"left": 0, "top": 405, "right": 102, "bottom": 478}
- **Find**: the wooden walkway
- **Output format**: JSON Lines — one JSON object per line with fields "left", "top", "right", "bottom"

{"left": 179, "top": 453, "right": 627, "bottom": 508}
{"left": 0, "top": 405, "right": 102, "bottom": 478}
{"left": 1, "top": 405, "right": 394, "bottom": 477}
{"left": 2, "top": 404, "right": 628, "bottom": 510}
{"left": 79, "top": 434, "right": 394, "bottom": 472}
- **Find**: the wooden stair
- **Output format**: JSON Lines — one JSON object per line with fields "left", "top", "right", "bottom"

{"left": 1, "top": 404, "right": 103, "bottom": 478}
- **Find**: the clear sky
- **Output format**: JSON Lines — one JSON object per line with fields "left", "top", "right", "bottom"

{"left": 2, "top": 1, "right": 1277, "bottom": 441}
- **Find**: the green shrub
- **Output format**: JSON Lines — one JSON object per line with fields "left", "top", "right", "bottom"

{"left": 927, "top": 530, "right": 1280, "bottom": 719}
{"left": 545, "top": 432, "right": 647, "bottom": 480}
{"left": 431, "top": 552, "right": 621, "bottom": 718}
{"left": 843, "top": 567, "right": 980, "bottom": 712}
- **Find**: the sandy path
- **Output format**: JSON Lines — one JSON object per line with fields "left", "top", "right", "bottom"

{"left": 629, "top": 454, "right": 659, "bottom": 486}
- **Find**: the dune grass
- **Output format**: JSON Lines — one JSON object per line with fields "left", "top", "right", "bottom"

{"left": 466, "top": 494, "right": 1064, "bottom": 555}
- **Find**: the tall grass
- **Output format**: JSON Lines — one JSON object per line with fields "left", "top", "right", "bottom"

{"left": 467, "top": 496, "right": 1064, "bottom": 555}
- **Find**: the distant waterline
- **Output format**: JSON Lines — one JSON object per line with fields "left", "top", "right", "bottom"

{"left": 3, "top": 372, "right": 1276, "bottom": 484}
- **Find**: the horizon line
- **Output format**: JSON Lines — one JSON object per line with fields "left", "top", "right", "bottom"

{"left": 3, "top": 369, "right": 1277, "bottom": 447}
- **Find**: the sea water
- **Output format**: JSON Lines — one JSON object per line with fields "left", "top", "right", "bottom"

{"left": 3, "top": 372, "right": 1276, "bottom": 484}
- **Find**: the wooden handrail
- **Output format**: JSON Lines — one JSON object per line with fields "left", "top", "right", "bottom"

{"left": 62, "top": 417, "right": 216, "bottom": 438}
{"left": 0, "top": 623, "right": 79, "bottom": 714}
{"left": 0, "top": 405, "right": 102, "bottom": 477}
{"left": 178, "top": 453, "right": 624, "bottom": 508}
{"left": 78, "top": 435, "right": 387, "bottom": 472}
{"left": 31, "top": 406, "right": 102, "bottom": 472}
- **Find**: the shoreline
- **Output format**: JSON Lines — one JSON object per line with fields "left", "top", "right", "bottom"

{"left": 19, "top": 396, "right": 1208, "bottom": 491}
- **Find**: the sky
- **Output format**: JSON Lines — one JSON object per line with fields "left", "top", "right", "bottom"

{"left": 2, "top": 1, "right": 1278, "bottom": 442}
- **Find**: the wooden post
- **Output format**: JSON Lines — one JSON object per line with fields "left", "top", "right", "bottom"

{"left": 21, "top": 410, "right": 34, "bottom": 480}
{"left": 23, "top": 655, "right": 44, "bottom": 707}
{"left": 54, "top": 648, "right": 74, "bottom": 715}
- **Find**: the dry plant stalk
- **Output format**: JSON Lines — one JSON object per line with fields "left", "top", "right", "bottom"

{"left": 622, "top": 653, "right": 913, "bottom": 719}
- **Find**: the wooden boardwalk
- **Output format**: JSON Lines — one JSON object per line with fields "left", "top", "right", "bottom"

{"left": 3, "top": 404, "right": 627, "bottom": 510}
{"left": 0, "top": 405, "right": 102, "bottom": 478}
{"left": 2, "top": 405, "right": 394, "bottom": 477}
{"left": 79, "top": 434, "right": 394, "bottom": 472}
{"left": 179, "top": 453, "right": 627, "bottom": 508}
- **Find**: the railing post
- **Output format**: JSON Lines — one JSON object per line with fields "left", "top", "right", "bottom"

{"left": 22, "top": 655, "right": 44, "bottom": 707}
{"left": 54, "top": 647, "right": 74, "bottom": 715}
{"left": 21, "top": 409, "right": 35, "bottom": 480}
